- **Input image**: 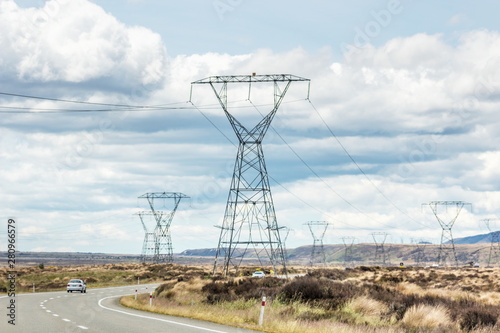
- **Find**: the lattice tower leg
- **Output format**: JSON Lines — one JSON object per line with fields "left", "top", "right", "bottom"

{"left": 213, "top": 141, "right": 287, "bottom": 275}
{"left": 487, "top": 231, "right": 500, "bottom": 267}
{"left": 438, "top": 228, "right": 457, "bottom": 267}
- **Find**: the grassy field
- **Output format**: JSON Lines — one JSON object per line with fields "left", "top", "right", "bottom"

{"left": 0, "top": 263, "right": 191, "bottom": 292}
{"left": 1, "top": 263, "right": 499, "bottom": 332}
{"left": 120, "top": 265, "right": 500, "bottom": 333}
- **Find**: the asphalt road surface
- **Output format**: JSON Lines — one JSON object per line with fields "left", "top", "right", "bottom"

{"left": 0, "top": 284, "right": 261, "bottom": 333}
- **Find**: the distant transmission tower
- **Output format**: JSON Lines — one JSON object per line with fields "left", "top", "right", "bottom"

{"left": 192, "top": 74, "right": 310, "bottom": 276}
{"left": 305, "top": 221, "right": 330, "bottom": 266}
{"left": 137, "top": 192, "right": 189, "bottom": 263}
{"left": 482, "top": 218, "right": 500, "bottom": 267}
{"left": 341, "top": 237, "right": 355, "bottom": 266}
{"left": 136, "top": 211, "right": 157, "bottom": 263}
{"left": 411, "top": 238, "right": 428, "bottom": 266}
{"left": 371, "top": 232, "right": 389, "bottom": 265}
{"left": 423, "top": 201, "right": 471, "bottom": 267}
{"left": 282, "top": 227, "right": 293, "bottom": 262}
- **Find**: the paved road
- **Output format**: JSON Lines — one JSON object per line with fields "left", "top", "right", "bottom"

{"left": 0, "top": 284, "right": 261, "bottom": 333}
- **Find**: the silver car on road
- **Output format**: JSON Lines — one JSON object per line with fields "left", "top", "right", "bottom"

{"left": 67, "top": 279, "right": 86, "bottom": 293}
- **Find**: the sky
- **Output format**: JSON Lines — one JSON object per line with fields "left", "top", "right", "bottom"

{"left": 1, "top": 0, "right": 500, "bottom": 254}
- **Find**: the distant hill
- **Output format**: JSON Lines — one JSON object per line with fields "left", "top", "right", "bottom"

{"left": 179, "top": 243, "right": 494, "bottom": 266}
{"left": 4, "top": 232, "right": 498, "bottom": 267}
{"left": 452, "top": 231, "right": 499, "bottom": 244}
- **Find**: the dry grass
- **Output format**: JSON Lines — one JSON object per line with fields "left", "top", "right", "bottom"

{"left": 400, "top": 304, "right": 452, "bottom": 329}
{"left": 2, "top": 263, "right": 499, "bottom": 332}
{"left": 0, "top": 263, "right": 208, "bottom": 293}
{"left": 348, "top": 296, "right": 388, "bottom": 317}
{"left": 120, "top": 266, "right": 499, "bottom": 333}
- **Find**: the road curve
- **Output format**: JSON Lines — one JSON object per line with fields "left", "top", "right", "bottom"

{"left": 0, "top": 284, "right": 261, "bottom": 333}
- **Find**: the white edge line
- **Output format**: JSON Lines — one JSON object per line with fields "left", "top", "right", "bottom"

{"left": 98, "top": 295, "right": 229, "bottom": 333}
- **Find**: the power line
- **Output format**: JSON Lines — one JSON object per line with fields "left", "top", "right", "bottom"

{"left": 249, "top": 100, "right": 400, "bottom": 230}
{"left": 0, "top": 90, "right": 306, "bottom": 113}
{"left": 307, "top": 99, "right": 428, "bottom": 229}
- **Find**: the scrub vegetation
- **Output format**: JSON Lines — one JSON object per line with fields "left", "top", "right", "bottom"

{"left": 1, "top": 263, "right": 498, "bottom": 332}
{"left": 120, "top": 265, "right": 500, "bottom": 333}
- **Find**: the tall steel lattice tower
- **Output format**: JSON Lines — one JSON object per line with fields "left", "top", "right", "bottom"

{"left": 482, "top": 218, "right": 500, "bottom": 267}
{"left": 305, "top": 221, "right": 330, "bottom": 266}
{"left": 137, "top": 192, "right": 189, "bottom": 264}
{"left": 423, "top": 201, "right": 471, "bottom": 267}
{"left": 192, "top": 74, "right": 310, "bottom": 276}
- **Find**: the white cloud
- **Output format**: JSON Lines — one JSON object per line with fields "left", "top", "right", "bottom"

{"left": 0, "top": 0, "right": 167, "bottom": 90}
{"left": 2, "top": 1, "right": 500, "bottom": 253}
{"left": 448, "top": 14, "right": 469, "bottom": 26}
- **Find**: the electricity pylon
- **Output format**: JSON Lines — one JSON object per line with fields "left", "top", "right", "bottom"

{"left": 137, "top": 192, "right": 189, "bottom": 263}
{"left": 371, "top": 232, "right": 389, "bottom": 265}
{"left": 422, "top": 201, "right": 471, "bottom": 267}
{"left": 282, "top": 226, "right": 293, "bottom": 262}
{"left": 482, "top": 218, "right": 500, "bottom": 267}
{"left": 192, "top": 74, "right": 310, "bottom": 277}
{"left": 305, "top": 221, "right": 330, "bottom": 266}
{"left": 341, "top": 236, "right": 355, "bottom": 266}
{"left": 136, "top": 211, "right": 157, "bottom": 263}
{"left": 411, "top": 238, "right": 428, "bottom": 266}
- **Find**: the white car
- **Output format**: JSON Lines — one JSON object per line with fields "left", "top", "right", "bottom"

{"left": 252, "top": 271, "right": 265, "bottom": 278}
{"left": 67, "top": 279, "right": 86, "bottom": 293}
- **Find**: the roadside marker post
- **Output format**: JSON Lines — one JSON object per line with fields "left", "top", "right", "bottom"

{"left": 149, "top": 292, "right": 153, "bottom": 307}
{"left": 258, "top": 296, "right": 266, "bottom": 327}
{"left": 33, "top": 283, "right": 35, "bottom": 293}
{"left": 135, "top": 289, "right": 137, "bottom": 300}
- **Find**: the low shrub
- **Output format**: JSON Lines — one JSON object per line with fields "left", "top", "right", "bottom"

{"left": 154, "top": 283, "right": 174, "bottom": 297}
{"left": 306, "top": 268, "right": 350, "bottom": 280}
{"left": 278, "top": 276, "right": 359, "bottom": 310}
{"left": 201, "top": 279, "right": 237, "bottom": 304}
{"left": 234, "top": 277, "right": 285, "bottom": 300}
{"left": 460, "top": 308, "right": 498, "bottom": 331}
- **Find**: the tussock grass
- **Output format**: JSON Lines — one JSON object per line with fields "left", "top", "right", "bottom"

{"left": 2, "top": 263, "right": 499, "bottom": 332}
{"left": 121, "top": 266, "right": 500, "bottom": 333}
{"left": 400, "top": 304, "right": 451, "bottom": 329}
{"left": 348, "top": 296, "right": 388, "bottom": 317}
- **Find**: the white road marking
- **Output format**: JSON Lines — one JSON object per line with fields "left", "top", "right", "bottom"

{"left": 53, "top": 314, "right": 59, "bottom": 317}
{"left": 98, "top": 295, "right": 229, "bottom": 333}
{"left": 46, "top": 310, "right": 52, "bottom": 313}
{"left": 62, "top": 318, "right": 71, "bottom": 322}
{"left": 77, "top": 326, "right": 88, "bottom": 330}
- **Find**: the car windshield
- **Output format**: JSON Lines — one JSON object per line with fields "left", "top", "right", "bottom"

{"left": 69, "top": 280, "right": 81, "bottom": 283}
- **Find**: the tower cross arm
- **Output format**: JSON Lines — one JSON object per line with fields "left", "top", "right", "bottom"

{"left": 138, "top": 192, "right": 190, "bottom": 199}
{"left": 423, "top": 201, "right": 472, "bottom": 206}
{"left": 191, "top": 74, "right": 310, "bottom": 84}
